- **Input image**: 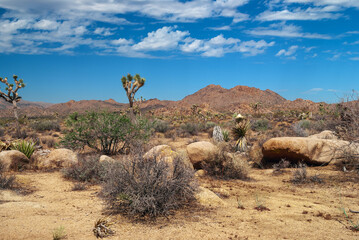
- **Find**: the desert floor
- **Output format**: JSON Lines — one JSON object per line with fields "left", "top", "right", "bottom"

{"left": 1, "top": 165, "right": 359, "bottom": 240}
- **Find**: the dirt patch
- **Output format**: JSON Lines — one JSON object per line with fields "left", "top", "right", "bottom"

{"left": 1, "top": 167, "right": 359, "bottom": 239}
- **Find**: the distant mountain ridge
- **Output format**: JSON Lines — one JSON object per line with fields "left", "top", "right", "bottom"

{"left": 0, "top": 84, "right": 320, "bottom": 117}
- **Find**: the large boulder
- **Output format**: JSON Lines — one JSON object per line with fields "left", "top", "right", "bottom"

{"left": 186, "top": 141, "right": 218, "bottom": 169}
{"left": 40, "top": 148, "right": 78, "bottom": 169}
{"left": 308, "top": 130, "right": 338, "bottom": 140}
{"left": 0, "top": 150, "right": 29, "bottom": 171}
{"left": 143, "top": 145, "right": 174, "bottom": 164}
{"left": 144, "top": 145, "right": 193, "bottom": 169}
{"left": 262, "top": 134, "right": 358, "bottom": 165}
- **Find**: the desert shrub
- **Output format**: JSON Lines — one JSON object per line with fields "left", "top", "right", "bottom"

{"left": 101, "top": 154, "right": 198, "bottom": 218}
{"left": 180, "top": 122, "right": 199, "bottom": 136}
{"left": 72, "top": 182, "right": 88, "bottom": 191}
{"left": 222, "top": 129, "right": 230, "bottom": 142}
{"left": 60, "top": 112, "right": 153, "bottom": 155}
{"left": 205, "top": 121, "right": 216, "bottom": 130}
{"left": 291, "top": 163, "right": 323, "bottom": 184}
{"left": 251, "top": 119, "right": 270, "bottom": 132}
{"left": 202, "top": 143, "right": 250, "bottom": 180}
{"left": 31, "top": 120, "right": 60, "bottom": 132}
{"left": 42, "top": 137, "right": 56, "bottom": 148}
{"left": 291, "top": 163, "right": 307, "bottom": 183}
{"left": 153, "top": 119, "right": 170, "bottom": 133}
{"left": 11, "top": 129, "right": 27, "bottom": 139}
{"left": 10, "top": 139, "right": 36, "bottom": 159}
{"left": 0, "top": 127, "right": 4, "bottom": 137}
{"left": 0, "top": 162, "right": 16, "bottom": 189}
{"left": 62, "top": 155, "right": 108, "bottom": 183}
{"left": 292, "top": 121, "right": 310, "bottom": 137}
{"left": 272, "top": 159, "right": 290, "bottom": 175}
{"left": 52, "top": 226, "right": 67, "bottom": 240}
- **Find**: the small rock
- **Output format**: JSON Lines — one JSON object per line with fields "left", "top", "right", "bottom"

{"left": 0, "top": 150, "right": 29, "bottom": 171}
{"left": 195, "top": 187, "right": 227, "bottom": 206}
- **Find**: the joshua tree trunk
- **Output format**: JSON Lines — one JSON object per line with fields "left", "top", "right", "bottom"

{"left": 12, "top": 100, "right": 20, "bottom": 136}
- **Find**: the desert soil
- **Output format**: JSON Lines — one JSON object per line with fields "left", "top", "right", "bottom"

{"left": 1, "top": 166, "right": 359, "bottom": 240}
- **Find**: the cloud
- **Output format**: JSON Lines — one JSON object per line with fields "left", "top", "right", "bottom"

{"left": 246, "top": 22, "right": 331, "bottom": 39}
{"left": 256, "top": 7, "right": 341, "bottom": 21}
{"left": 208, "top": 26, "right": 232, "bottom": 31}
{"left": 181, "top": 34, "right": 274, "bottom": 57}
{"left": 284, "top": 0, "right": 359, "bottom": 9}
{"left": 276, "top": 45, "right": 298, "bottom": 57}
{"left": 0, "top": 0, "right": 250, "bottom": 23}
{"left": 132, "top": 26, "right": 189, "bottom": 51}
{"left": 94, "top": 27, "right": 115, "bottom": 36}
{"left": 33, "top": 19, "right": 60, "bottom": 30}
{"left": 111, "top": 38, "right": 134, "bottom": 45}
{"left": 350, "top": 57, "right": 359, "bottom": 61}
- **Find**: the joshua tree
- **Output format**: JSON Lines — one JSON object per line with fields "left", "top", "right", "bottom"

{"left": 0, "top": 75, "right": 25, "bottom": 135}
{"left": 121, "top": 74, "right": 145, "bottom": 115}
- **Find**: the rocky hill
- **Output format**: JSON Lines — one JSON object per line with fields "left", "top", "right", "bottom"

{"left": 179, "top": 84, "right": 286, "bottom": 111}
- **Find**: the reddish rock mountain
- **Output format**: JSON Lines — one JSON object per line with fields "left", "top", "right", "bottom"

{"left": 46, "top": 99, "right": 127, "bottom": 115}
{"left": 179, "top": 84, "right": 286, "bottom": 110}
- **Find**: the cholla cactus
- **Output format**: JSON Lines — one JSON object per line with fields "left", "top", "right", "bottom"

{"left": 121, "top": 73, "right": 145, "bottom": 114}
{"left": 0, "top": 75, "right": 25, "bottom": 135}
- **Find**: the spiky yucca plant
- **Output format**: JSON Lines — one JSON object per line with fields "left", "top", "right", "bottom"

{"left": 232, "top": 120, "right": 250, "bottom": 152}
{"left": 10, "top": 140, "right": 36, "bottom": 159}
{"left": 222, "top": 129, "right": 230, "bottom": 142}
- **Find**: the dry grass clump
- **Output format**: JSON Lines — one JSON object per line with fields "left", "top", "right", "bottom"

{"left": 101, "top": 154, "right": 198, "bottom": 219}
{"left": 202, "top": 143, "right": 250, "bottom": 180}
{"left": 71, "top": 182, "right": 88, "bottom": 191}
{"left": 272, "top": 159, "right": 290, "bottom": 175}
{"left": 291, "top": 163, "right": 323, "bottom": 184}
{"left": 52, "top": 226, "right": 67, "bottom": 240}
{"left": 0, "top": 127, "right": 5, "bottom": 137}
{"left": 93, "top": 217, "right": 115, "bottom": 238}
{"left": 62, "top": 155, "right": 108, "bottom": 184}
{"left": 41, "top": 136, "right": 57, "bottom": 148}
{"left": 31, "top": 120, "right": 60, "bottom": 132}
{"left": 0, "top": 162, "right": 16, "bottom": 190}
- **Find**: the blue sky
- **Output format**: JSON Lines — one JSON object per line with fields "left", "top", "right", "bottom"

{"left": 0, "top": 0, "right": 358, "bottom": 104}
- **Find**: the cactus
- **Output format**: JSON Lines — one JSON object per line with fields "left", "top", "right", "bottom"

{"left": 121, "top": 73, "right": 145, "bottom": 115}
{"left": 0, "top": 75, "right": 25, "bottom": 135}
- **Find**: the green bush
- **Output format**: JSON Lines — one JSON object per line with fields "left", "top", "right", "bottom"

{"left": 298, "top": 120, "right": 312, "bottom": 130}
{"left": 180, "top": 122, "right": 200, "bottom": 136}
{"left": 30, "top": 120, "right": 60, "bottom": 132}
{"left": 205, "top": 121, "right": 216, "bottom": 130}
{"left": 251, "top": 119, "right": 270, "bottom": 132}
{"left": 153, "top": 119, "right": 170, "bottom": 133}
{"left": 101, "top": 154, "right": 198, "bottom": 218}
{"left": 10, "top": 139, "right": 36, "bottom": 159}
{"left": 60, "top": 112, "right": 153, "bottom": 155}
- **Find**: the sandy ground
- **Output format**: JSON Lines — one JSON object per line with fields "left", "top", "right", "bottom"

{"left": 1, "top": 166, "right": 359, "bottom": 240}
